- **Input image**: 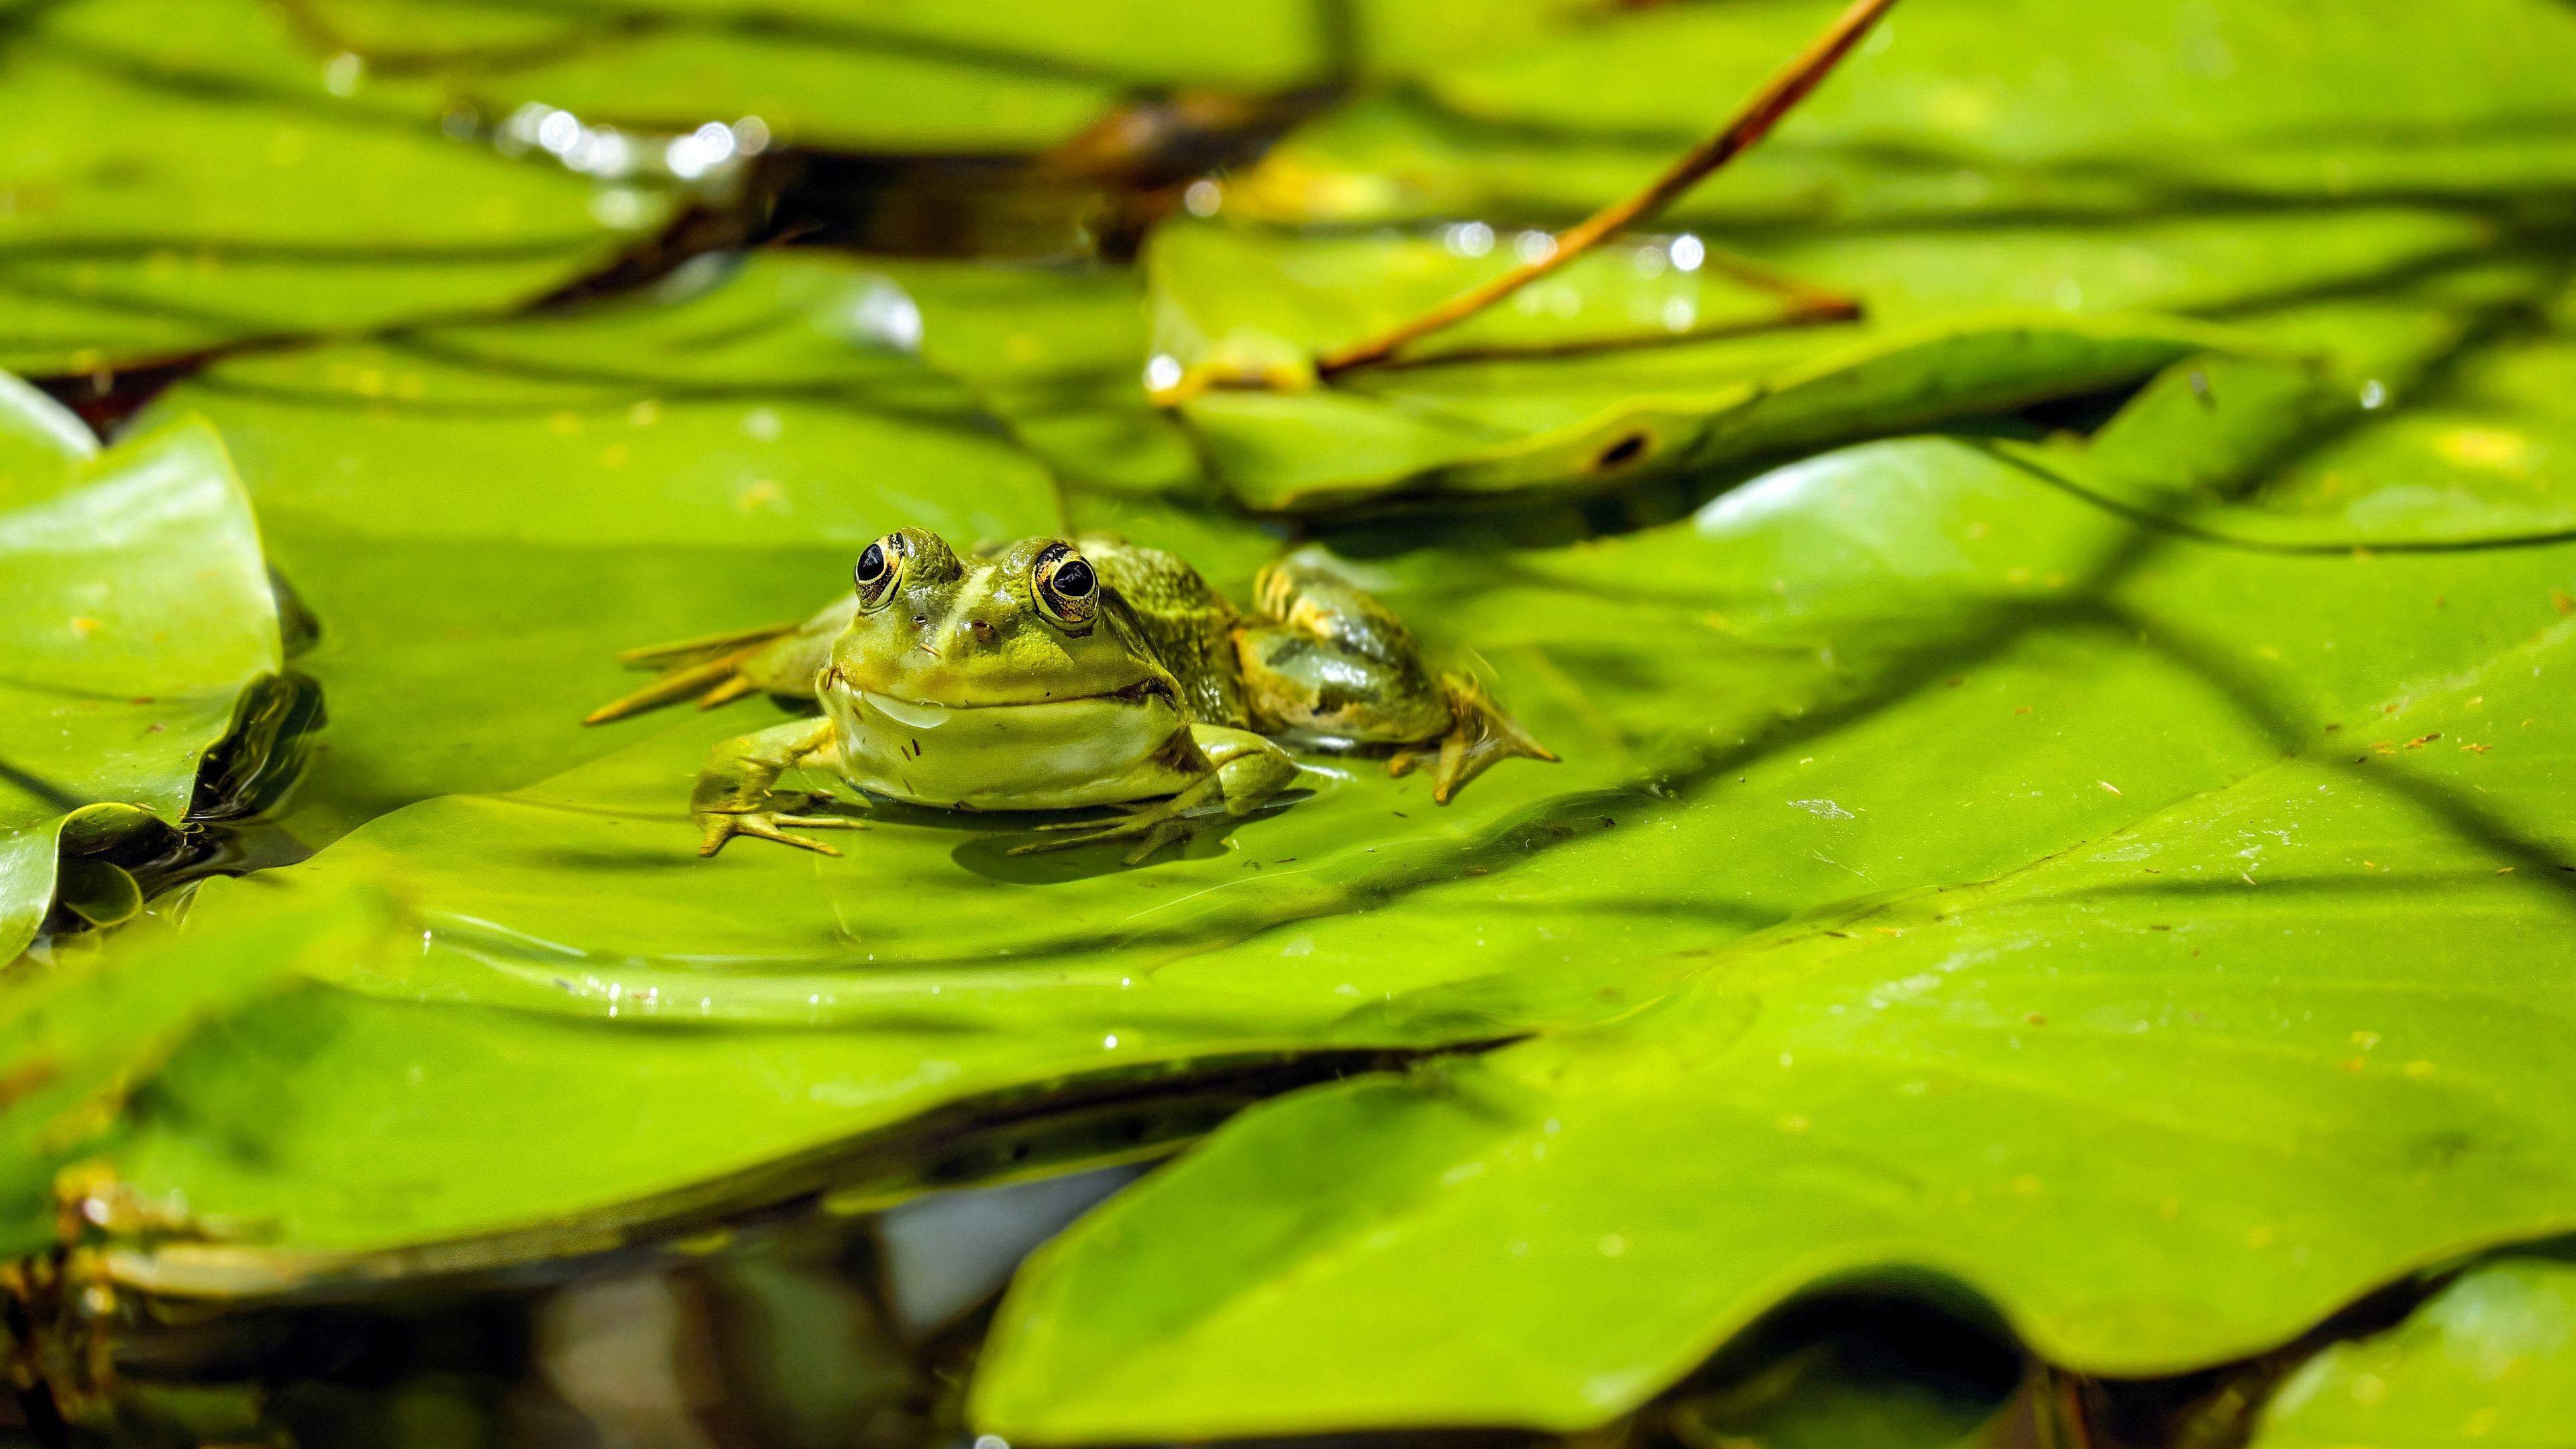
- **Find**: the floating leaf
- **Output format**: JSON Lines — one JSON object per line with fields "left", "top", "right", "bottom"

{"left": 1226, "top": 0, "right": 2576, "bottom": 228}
{"left": 0, "top": 885, "right": 395, "bottom": 1259}
{"left": 0, "top": 381, "right": 280, "bottom": 960}
{"left": 1152, "top": 204, "right": 2513, "bottom": 512}
{"left": 966, "top": 292, "right": 2576, "bottom": 1438}
{"left": 2251, "top": 1256, "right": 2576, "bottom": 1449}
{"left": 48, "top": 265, "right": 2563, "bottom": 1305}
{"left": 1, "top": 0, "right": 669, "bottom": 375}
{"left": 263, "top": 0, "right": 1594, "bottom": 150}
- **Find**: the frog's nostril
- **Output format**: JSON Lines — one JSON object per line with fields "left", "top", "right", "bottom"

{"left": 961, "top": 617, "right": 998, "bottom": 645}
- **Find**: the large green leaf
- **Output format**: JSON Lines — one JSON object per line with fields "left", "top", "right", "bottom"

{"left": 964, "top": 289, "right": 2576, "bottom": 1436}
{"left": 0, "top": 382, "right": 280, "bottom": 961}
{"left": 2251, "top": 1256, "right": 2576, "bottom": 1449}
{"left": 144, "top": 253, "right": 1060, "bottom": 841}
{"left": 0, "top": 0, "right": 669, "bottom": 376}
{"left": 1150, "top": 203, "right": 2519, "bottom": 511}
{"left": 257, "top": 0, "right": 1592, "bottom": 150}
{"left": 0, "top": 885, "right": 394, "bottom": 1259}
{"left": 1142, "top": 0, "right": 2576, "bottom": 515}
{"left": 54, "top": 256, "right": 2559, "bottom": 1303}
{"left": 1225, "top": 0, "right": 2576, "bottom": 228}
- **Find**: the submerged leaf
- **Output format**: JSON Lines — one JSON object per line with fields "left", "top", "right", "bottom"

{"left": 2253, "top": 1256, "right": 2576, "bottom": 1449}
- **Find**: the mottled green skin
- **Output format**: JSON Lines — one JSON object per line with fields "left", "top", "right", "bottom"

{"left": 619, "top": 531, "right": 1548, "bottom": 861}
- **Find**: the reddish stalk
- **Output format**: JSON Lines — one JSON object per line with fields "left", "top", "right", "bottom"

{"left": 1312, "top": 0, "right": 1901, "bottom": 380}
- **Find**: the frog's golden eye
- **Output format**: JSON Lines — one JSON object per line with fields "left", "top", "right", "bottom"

{"left": 1032, "top": 543, "right": 1097, "bottom": 634}
{"left": 853, "top": 534, "right": 904, "bottom": 611}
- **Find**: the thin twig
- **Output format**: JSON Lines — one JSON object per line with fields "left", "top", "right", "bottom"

{"left": 1313, "top": 0, "right": 1902, "bottom": 380}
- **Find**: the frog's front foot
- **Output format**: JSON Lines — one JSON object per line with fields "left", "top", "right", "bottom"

{"left": 1389, "top": 672, "right": 1558, "bottom": 804}
{"left": 696, "top": 793, "right": 865, "bottom": 857}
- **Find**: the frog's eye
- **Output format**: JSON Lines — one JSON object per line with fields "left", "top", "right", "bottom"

{"left": 853, "top": 535, "right": 904, "bottom": 611}
{"left": 1032, "top": 543, "right": 1097, "bottom": 633}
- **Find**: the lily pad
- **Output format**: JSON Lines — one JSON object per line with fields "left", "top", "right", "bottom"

{"left": 0, "top": 885, "right": 394, "bottom": 1259}
{"left": 2251, "top": 1256, "right": 2576, "bottom": 1449}
{"left": 1222, "top": 0, "right": 2576, "bottom": 228}
{"left": 964, "top": 289, "right": 2576, "bottom": 1437}
{"left": 258, "top": 0, "right": 1596, "bottom": 151}
{"left": 0, "top": 380, "right": 281, "bottom": 961}
{"left": 52, "top": 260, "right": 2571, "bottom": 1306}
{"left": 1, "top": 0, "right": 669, "bottom": 376}
{"left": 1151, "top": 203, "right": 2516, "bottom": 512}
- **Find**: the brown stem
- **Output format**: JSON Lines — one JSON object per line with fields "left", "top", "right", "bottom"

{"left": 1312, "top": 0, "right": 1902, "bottom": 380}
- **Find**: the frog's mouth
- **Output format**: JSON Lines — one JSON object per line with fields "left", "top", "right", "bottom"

{"left": 849, "top": 677, "right": 1177, "bottom": 729}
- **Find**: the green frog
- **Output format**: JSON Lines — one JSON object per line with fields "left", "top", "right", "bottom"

{"left": 586, "top": 530, "right": 1554, "bottom": 862}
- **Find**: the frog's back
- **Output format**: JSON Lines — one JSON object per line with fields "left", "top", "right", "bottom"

{"left": 1080, "top": 533, "right": 1248, "bottom": 727}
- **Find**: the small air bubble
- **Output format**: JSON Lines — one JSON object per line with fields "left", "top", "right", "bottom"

{"left": 1514, "top": 229, "right": 1559, "bottom": 265}
{"left": 1182, "top": 179, "right": 1222, "bottom": 216}
{"left": 321, "top": 52, "right": 364, "bottom": 97}
{"left": 1143, "top": 354, "right": 1184, "bottom": 392}
{"left": 1669, "top": 234, "right": 1706, "bottom": 272}
{"left": 2359, "top": 379, "right": 2388, "bottom": 410}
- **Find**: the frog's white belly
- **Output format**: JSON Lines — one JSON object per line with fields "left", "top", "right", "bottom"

{"left": 823, "top": 686, "right": 1201, "bottom": 810}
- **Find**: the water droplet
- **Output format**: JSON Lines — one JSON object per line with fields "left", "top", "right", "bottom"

{"left": 731, "top": 116, "right": 771, "bottom": 155}
{"left": 1143, "top": 354, "right": 1183, "bottom": 392}
{"left": 1182, "top": 179, "right": 1222, "bottom": 217}
{"left": 1669, "top": 234, "right": 1706, "bottom": 272}
{"left": 847, "top": 280, "right": 923, "bottom": 352}
{"left": 1444, "top": 221, "right": 1495, "bottom": 258}
{"left": 535, "top": 109, "right": 582, "bottom": 155}
{"left": 2359, "top": 379, "right": 2388, "bottom": 410}
{"left": 321, "top": 52, "right": 364, "bottom": 97}
{"left": 665, "top": 120, "right": 738, "bottom": 180}
{"left": 1514, "top": 229, "right": 1558, "bottom": 265}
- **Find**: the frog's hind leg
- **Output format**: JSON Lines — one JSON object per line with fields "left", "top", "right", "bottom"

{"left": 584, "top": 598, "right": 853, "bottom": 725}
{"left": 584, "top": 626, "right": 793, "bottom": 724}
{"left": 1393, "top": 672, "right": 1559, "bottom": 805}
{"left": 1012, "top": 726, "right": 1299, "bottom": 865}
{"left": 1238, "top": 558, "right": 1554, "bottom": 802}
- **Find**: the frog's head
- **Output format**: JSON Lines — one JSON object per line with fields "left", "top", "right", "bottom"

{"left": 824, "top": 528, "right": 1167, "bottom": 708}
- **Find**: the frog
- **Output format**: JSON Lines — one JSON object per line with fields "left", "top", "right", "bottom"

{"left": 584, "top": 529, "right": 1554, "bottom": 863}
